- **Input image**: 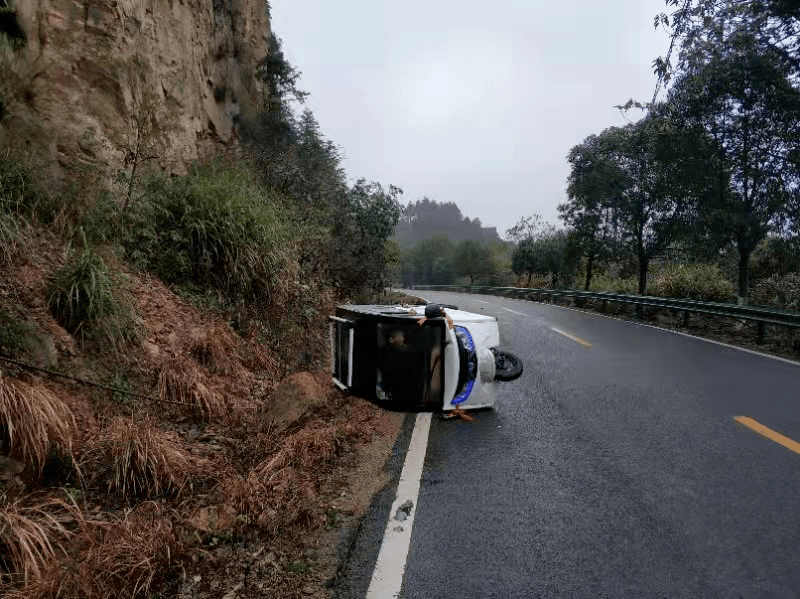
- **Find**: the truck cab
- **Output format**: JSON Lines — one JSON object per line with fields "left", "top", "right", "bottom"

{"left": 330, "top": 304, "right": 522, "bottom": 412}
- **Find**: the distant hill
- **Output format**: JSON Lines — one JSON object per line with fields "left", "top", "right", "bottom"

{"left": 394, "top": 198, "right": 502, "bottom": 247}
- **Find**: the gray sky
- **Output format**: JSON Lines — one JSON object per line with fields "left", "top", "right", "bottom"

{"left": 270, "top": 0, "right": 670, "bottom": 238}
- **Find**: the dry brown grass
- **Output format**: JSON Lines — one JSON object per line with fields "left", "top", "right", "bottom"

{"left": 189, "top": 324, "right": 238, "bottom": 375}
{"left": 13, "top": 503, "right": 178, "bottom": 599}
{"left": 0, "top": 500, "right": 71, "bottom": 584}
{"left": 218, "top": 466, "right": 317, "bottom": 535}
{"left": 243, "top": 336, "right": 283, "bottom": 380}
{"left": 0, "top": 374, "right": 75, "bottom": 472}
{"left": 82, "top": 417, "right": 208, "bottom": 499}
{"left": 157, "top": 357, "right": 227, "bottom": 420}
{"left": 254, "top": 421, "right": 340, "bottom": 476}
{"left": 214, "top": 420, "right": 343, "bottom": 534}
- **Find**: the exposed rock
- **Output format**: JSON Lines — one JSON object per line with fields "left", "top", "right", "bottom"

{"left": 0, "top": 456, "right": 24, "bottom": 481}
{"left": 7, "top": 0, "right": 271, "bottom": 186}
{"left": 21, "top": 329, "right": 59, "bottom": 368}
{"left": 142, "top": 340, "right": 160, "bottom": 359}
{"left": 260, "top": 372, "right": 330, "bottom": 434}
{"left": 190, "top": 505, "right": 237, "bottom": 534}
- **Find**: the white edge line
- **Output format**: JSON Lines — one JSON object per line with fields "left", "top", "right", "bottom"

{"left": 412, "top": 290, "right": 800, "bottom": 368}
{"left": 528, "top": 296, "right": 800, "bottom": 368}
{"left": 501, "top": 307, "right": 527, "bottom": 316}
{"left": 366, "top": 412, "right": 433, "bottom": 599}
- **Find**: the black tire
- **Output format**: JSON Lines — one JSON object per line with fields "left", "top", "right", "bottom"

{"left": 493, "top": 349, "right": 523, "bottom": 381}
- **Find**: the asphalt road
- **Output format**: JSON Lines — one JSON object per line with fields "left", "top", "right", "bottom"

{"left": 334, "top": 290, "right": 800, "bottom": 599}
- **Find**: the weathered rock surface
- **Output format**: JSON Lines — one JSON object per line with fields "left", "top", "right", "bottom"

{"left": 260, "top": 371, "right": 330, "bottom": 433}
{"left": 6, "top": 0, "right": 270, "bottom": 185}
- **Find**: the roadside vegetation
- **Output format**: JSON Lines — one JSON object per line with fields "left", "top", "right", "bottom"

{"left": 0, "top": 13, "right": 403, "bottom": 597}
{"left": 393, "top": 1, "right": 800, "bottom": 354}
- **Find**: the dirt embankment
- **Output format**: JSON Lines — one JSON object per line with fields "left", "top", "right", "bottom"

{"left": 0, "top": 230, "right": 406, "bottom": 598}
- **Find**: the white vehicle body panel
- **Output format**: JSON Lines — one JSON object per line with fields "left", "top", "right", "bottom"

{"left": 441, "top": 310, "right": 501, "bottom": 411}
{"left": 330, "top": 304, "right": 506, "bottom": 411}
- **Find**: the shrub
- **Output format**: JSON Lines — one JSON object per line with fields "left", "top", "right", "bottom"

{"left": 121, "top": 162, "right": 299, "bottom": 304}
{"left": 46, "top": 244, "right": 139, "bottom": 348}
{"left": 82, "top": 417, "right": 207, "bottom": 499}
{"left": 0, "top": 159, "right": 46, "bottom": 219}
{"left": 17, "top": 503, "right": 178, "bottom": 599}
{"left": 650, "top": 263, "right": 736, "bottom": 303}
{"left": 588, "top": 274, "right": 639, "bottom": 295}
{"left": 157, "top": 357, "right": 228, "bottom": 420}
{"left": 0, "top": 3, "right": 27, "bottom": 51}
{"left": 0, "top": 501, "right": 65, "bottom": 583}
{"left": 0, "top": 374, "right": 75, "bottom": 473}
{"left": 750, "top": 273, "right": 800, "bottom": 310}
{"left": 0, "top": 305, "right": 37, "bottom": 359}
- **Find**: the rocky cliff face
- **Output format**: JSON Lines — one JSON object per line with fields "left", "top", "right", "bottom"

{"left": 4, "top": 0, "right": 270, "bottom": 185}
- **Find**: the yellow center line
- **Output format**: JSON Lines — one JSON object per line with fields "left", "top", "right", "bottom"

{"left": 735, "top": 416, "right": 800, "bottom": 455}
{"left": 550, "top": 327, "right": 593, "bottom": 348}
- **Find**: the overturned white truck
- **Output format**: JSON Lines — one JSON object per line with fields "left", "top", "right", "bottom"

{"left": 329, "top": 303, "right": 523, "bottom": 412}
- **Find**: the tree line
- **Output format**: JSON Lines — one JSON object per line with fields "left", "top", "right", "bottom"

{"left": 240, "top": 34, "right": 402, "bottom": 297}
{"left": 513, "top": 0, "right": 800, "bottom": 303}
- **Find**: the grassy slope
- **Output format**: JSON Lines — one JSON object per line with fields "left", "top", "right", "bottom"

{"left": 0, "top": 164, "right": 405, "bottom": 598}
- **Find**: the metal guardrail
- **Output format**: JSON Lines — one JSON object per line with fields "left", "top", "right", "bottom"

{"left": 413, "top": 285, "right": 800, "bottom": 344}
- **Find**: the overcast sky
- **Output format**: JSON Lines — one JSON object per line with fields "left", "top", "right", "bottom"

{"left": 270, "top": 0, "right": 670, "bottom": 238}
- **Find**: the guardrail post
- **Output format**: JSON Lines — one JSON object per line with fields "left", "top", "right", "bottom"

{"left": 683, "top": 310, "right": 690, "bottom": 328}
{"left": 757, "top": 321, "right": 766, "bottom": 344}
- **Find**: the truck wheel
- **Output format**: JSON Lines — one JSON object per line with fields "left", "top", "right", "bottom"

{"left": 493, "top": 349, "right": 523, "bottom": 381}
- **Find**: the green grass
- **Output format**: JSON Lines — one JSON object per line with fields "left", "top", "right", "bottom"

{"left": 0, "top": 303, "right": 37, "bottom": 358}
{"left": 47, "top": 244, "right": 140, "bottom": 349}
{"left": 286, "top": 561, "right": 312, "bottom": 574}
{"left": 109, "top": 370, "right": 132, "bottom": 405}
{"left": 0, "top": 158, "right": 52, "bottom": 221}
{"left": 121, "top": 161, "right": 302, "bottom": 304}
{"left": 0, "top": 211, "right": 20, "bottom": 264}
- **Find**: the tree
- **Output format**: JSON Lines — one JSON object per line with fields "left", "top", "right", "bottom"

{"left": 398, "top": 235, "right": 456, "bottom": 287}
{"left": 561, "top": 135, "right": 628, "bottom": 290}
{"left": 454, "top": 240, "right": 496, "bottom": 285}
{"left": 332, "top": 179, "right": 402, "bottom": 294}
{"left": 510, "top": 229, "right": 579, "bottom": 289}
{"left": 120, "top": 58, "right": 179, "bottom": 209}
{"left": 505, "top": 214, "right": 548, "bottom": 244}
{"left": 511, "top": 237, "right": 537, "bottom": 287}
{"left": 395, "top": 198, "right": 502, "bottom": 247}
{"left": 656, "top": 0, "right": 800, "bottom": 84}
{"left": 668, "top": 32, "right": 800, "bottom": 300}
{"left": 257, "top": 33, "right": 309, "bottom": 113}
{"left": 564, "top": 118, "right": 703, "bottom": 294}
